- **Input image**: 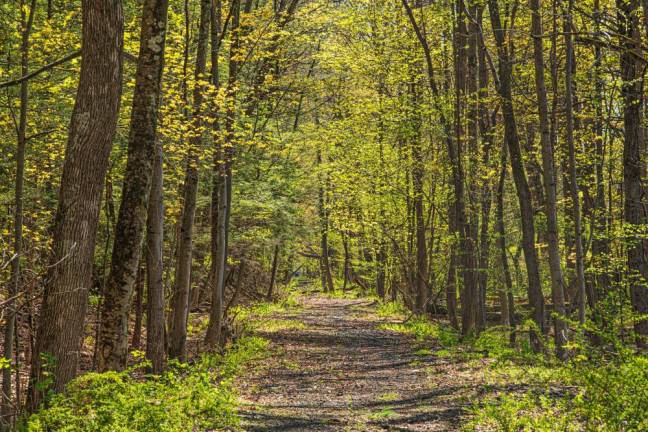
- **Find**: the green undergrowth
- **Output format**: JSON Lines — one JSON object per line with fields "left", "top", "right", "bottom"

{"left": 464, "top": 327, "right": 648, "bottom": 431}
{"left": 379, "top": 315, "right": 460, "bottom": 347}
{"left": 24, "top": 336, "right": 270, "bottom": 432}
{"left": 373, "top": 299, "right": 648, "bottom": 430}
{"left": 231, "top": 289, "right": 301, "bottom": 331}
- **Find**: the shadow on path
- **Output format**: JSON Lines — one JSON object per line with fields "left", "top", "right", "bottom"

{"left": 236, "top": 294, "right": 483, "bottom": 431}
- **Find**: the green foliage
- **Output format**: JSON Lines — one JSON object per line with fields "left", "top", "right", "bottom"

{"left": 376, "top": 301, "right": 408, "bottom": 319}
{"left": 379, "top": 317, "right": 459, "bottom": 346}
{"left": 25, "top": 336, "right": 269, "bottom": 432}
{"left": 575, "top": 355, "right": 648, "bottom": 431}
{"left": 466, "top": 393, "right": 580, "bottom": 432}
{"left": 467, "top": 344, "right": 648, "bottom": 431}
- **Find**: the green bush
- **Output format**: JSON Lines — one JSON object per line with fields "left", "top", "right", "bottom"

{"left": 576, "top": 355, "right": 648, "bottom": 431}
{"left": 25, "top": 336, "right": 269, "bottom": 432}
{"left": 465, "top": 393, "right": 580, "bottom": 432}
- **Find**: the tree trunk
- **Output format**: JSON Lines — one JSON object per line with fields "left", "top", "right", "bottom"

{"left": 131, "top": 265, "right": 145, "bottom": 350}
{"left": 488, "top": 0, "right": 546, "bottom": 351}
{"left": 530, "top": 0, "right": 567, "bottom": 359}
{"left": 267, "top": 244, "right": 280, "bottom": 299}
{"left": 2, "top": 0, "right": 35, "bottom": 426}
{"left": 618, "top": 0, "right": 648, "bottom": 346}
{"left": 97, "top": 0, "right": 169, "bottom": 371}
{"left": 28, "top": 0, "right": 124, "bottom": 408}
{"left": 169, "top": 0, "right": 210, "bottom": 361}
{"left": 205, "top": 0, "right": 239, "bottom": 349}
{"left": 146, "top": 139, "right": 166, "bottom": 374}
{"left": 590, "top": 0, "right": 610, "bottom": 318}
{"left": 563, "top": 0, "right": 587, "bottom": 326}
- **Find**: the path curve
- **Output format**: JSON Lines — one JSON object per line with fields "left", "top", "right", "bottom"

{"left": 236, "top": 294, "right": 483, "bottom": 431}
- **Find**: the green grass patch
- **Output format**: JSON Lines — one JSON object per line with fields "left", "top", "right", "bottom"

{"left": 256, "top": 318, "right": 306, "bottom": 332}
{"left": 413, "top": 348, "right": 433, "bottom": 356}
{"left": 367, "top": 408, "right": 397, "bottom": 420}
{"left": 379, "top": 317, "right": 459, "bottom": 346}
{"left": 378, "top": 392, "right": 399, "bottom": 402}
{"left": 376, "top": 301, "right": 408, "bottom": 319}
{"left": 25, "top": 336, "right": 269, "bottom": 432}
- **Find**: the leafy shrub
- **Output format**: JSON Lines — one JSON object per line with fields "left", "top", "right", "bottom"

{"left": 576, "top": 355, "right": 648, "bottom": 431}
{"left": 25, "top": 336, "right": 269, "bottom": 432}
{"left": 466, "top": 393, "right": 580, "bottom": 432}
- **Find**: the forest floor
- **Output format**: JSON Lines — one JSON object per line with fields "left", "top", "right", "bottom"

{"left": 235, "top": 292, "right": 487, "bottom": 431}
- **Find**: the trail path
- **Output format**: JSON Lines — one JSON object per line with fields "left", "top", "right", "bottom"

{"left": 236, "top": 294, "right": 485, "bottom": 431}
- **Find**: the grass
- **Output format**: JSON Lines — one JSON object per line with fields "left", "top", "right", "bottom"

{"left": 367, "top": 408, "right": 397, "bottom": 421}
{"left": 25, "top": 336, "right": 270, "bottom": 432}
{"left": 379, "top": 317, "right": 459, "bottom": 346}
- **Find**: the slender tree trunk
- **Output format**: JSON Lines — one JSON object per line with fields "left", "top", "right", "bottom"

{"left": 28, "top": 0, "right": 124, "bottom": 408}
{"left": 477, "top": 6, "right": 494, "bottom": 333}
{"left": 530, "top": 0, "right": 567, "bottom": 358}
{"left": 591, "top": 0, "right": 610, "bottom": 307}
{"left": 318, "top": 151, "right": 334, "bottom": 293}
{"left": 618, "top": 0, "right": 648, "bottom": 346}
{"left": 401, "top": 0, "right": 463, "bottom": 326}
{"left": 169, "top": 0, "right": 210, "bottom": 361}
{"left": 267, "top": 244, "right": 280, "bottom": 299}
{"left": 455, "top": 0, "right": 477, "bottom": 335}
{"left": 2, "top": 0, "right": 35, "bottom": 426}
{"left": 495, "top": 148, "right": 513, "bottom": 325}
{"left": 488, "top": 0, "right": 545, "bottom": 351}
{"left": 146, "top": 139, "right": 166, "bottom": 374}
{"left": 563, "top": 0, "right": 587, "bottom": 326}
{"left": 342, "top": 236, "right": 350, "bottom": 291}
{"left": 496, "top": 147, "right": 516, "bottom": 341}
{"left": 205, "top": 0, "right": 239, "bottom": 349}
{"left": 98, "top": 0, "right": 169, "bottom": 371}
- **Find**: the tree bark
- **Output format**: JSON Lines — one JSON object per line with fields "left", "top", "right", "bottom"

{"left": 97, "top": 0, "right": 169, "bottom": 371}
{"left": 2, "top": 0, "right": 36, "bottom": 426}
{"left": 205, "top": 0, "right": 239, "bottom": 349}
{"left": 618, "top": 0, "right": 648, "bottom": 346}
{"left": 267, "top": 244, "right": 280, "bottom": 299}
{"left": 28, "top": 0, "right": 124, "bottom": 408}
{"left": 455, "top": 0, "right": 477, "bottom": 335}
{"left": 131, "top": 265, "right": 145, "bottom": 350}
{"left": 146, "top": 139, "right": 166, "bottom": 374}
{"left": 169, "top": 0, "right": 211, "bottom": 361}
{"left": 530, "top": 0, "right": 567, "bottom": 358}
{"left": 488, "top": 0, "right": 546, "bottom": 351}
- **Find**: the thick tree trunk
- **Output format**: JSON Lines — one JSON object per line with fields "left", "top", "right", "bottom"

{"left": 455, "top": 0, "right": 477, "bottom": 335}
{"left": 146, "top": 139, "right": 166, "bottom": 374}
{"left": 618, "top": 0, "right": 648, "bottom": 346}
{"left": 530, "top": 0, "right": 567, "bottom": 358}
{"left": 169, "top": 0, "right": 210, "bottom": 361}
{"left": 98, "top": 0, "right": 169, "bottom": 371}
{"left": 28, "top": 0, "right": 124, "bottom": 408}
{"left": 488, "top": 0, "right": 545, "bottom": 351}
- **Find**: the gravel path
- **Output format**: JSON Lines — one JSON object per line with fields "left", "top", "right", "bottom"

{"left": 236, "top": 294, "right": 484, "bottom": 431}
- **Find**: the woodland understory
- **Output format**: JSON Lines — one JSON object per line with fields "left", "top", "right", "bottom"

{"left": 0, "top": 0, "right": 647, "bottom": 430}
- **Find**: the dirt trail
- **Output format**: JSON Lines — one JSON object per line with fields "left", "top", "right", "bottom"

{"left": 236, "top": 294, "right": 484, "bottom": 431}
